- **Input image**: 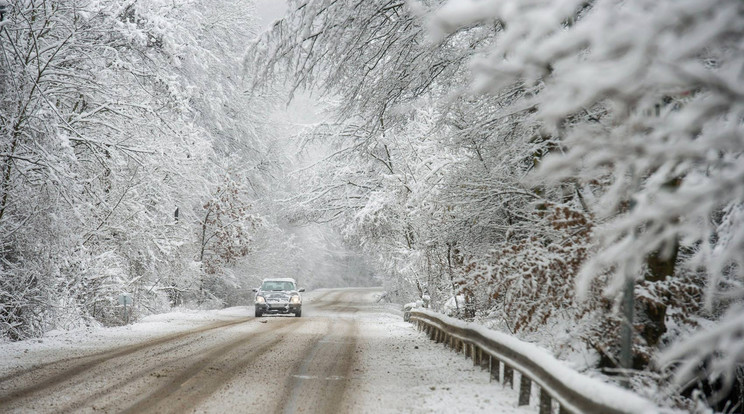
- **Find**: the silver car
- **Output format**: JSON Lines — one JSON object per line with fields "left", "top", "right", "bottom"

{"left": 252, "top": 278, "right": 305, "bottom": 317}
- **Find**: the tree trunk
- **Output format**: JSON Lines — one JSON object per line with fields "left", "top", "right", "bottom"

{"left": 639, "top": 239, "right": 678, "bottom": 349}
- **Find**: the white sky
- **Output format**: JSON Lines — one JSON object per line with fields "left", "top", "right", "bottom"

{"left": 254, "top": 0, "right": 288, "bottom": 31}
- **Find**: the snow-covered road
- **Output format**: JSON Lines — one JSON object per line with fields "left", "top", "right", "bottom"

{"left": 0, "top": 288, "right": 533, "bottom": 413}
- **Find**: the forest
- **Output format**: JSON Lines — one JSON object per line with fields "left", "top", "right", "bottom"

{"left": 1, "top": 0, "right": 743, "bottom": 411}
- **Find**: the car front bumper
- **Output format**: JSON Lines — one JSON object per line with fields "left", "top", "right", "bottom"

{"left": 256, "top": 302, "right": 301, "bottom": 314}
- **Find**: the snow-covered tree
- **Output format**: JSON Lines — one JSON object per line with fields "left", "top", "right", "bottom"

{"left": 428, "top": 0, "right": 744, "bottom": 405}
{"left": 0, "top": 0, "right": 283, "bottom": 338}
{"left": 252, "top": 0, "right": 744, "bottom": 408}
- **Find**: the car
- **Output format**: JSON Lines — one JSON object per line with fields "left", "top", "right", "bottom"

{"left": 252, "top": 278, "right": 305, "bottom": 317}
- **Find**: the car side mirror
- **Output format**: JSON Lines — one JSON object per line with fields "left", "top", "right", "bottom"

{"left": 299, "top": 288, "right": 305, "bottom": 292}
{"left": 252, "top": 288, "right": 258, "bottom": 292}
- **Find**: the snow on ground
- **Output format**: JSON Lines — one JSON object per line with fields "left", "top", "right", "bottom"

{"left": 0, "top": 306, "right": 254, "bottom": 376}
{"left": 414, "top": 309, "right": 662, "bottom": 414}
{"left": 346, "top": 302, "right": 533, "bottom": 413}
{"left": 1, "top": 288, "right": 536, "bottom": 413}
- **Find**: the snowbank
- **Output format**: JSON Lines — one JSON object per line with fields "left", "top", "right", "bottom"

{"left": 411, "top": 309, "right": 663, "bottom": 414}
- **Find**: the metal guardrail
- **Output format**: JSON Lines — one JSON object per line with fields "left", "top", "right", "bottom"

{"left": 409, "top": 310, "right": 657, "bottom": 414}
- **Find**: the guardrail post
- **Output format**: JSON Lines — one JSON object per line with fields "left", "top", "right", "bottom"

{"left": 504, "top": 364, "right": 514, "bottom": 388}
{"left": 488, "top": 355, "right": 493, "bottom": 382}
{"left": 559, "top": 404, "right": 572, "bottom": 414}
{"left": 473, "top": 345, "right": 480, "bottom": 366}
{"left": 518, "top": 374, "right": 531, "bottom": 406}
{"left": 539, "top": 387, "right": 552, "bottom": 414}
{"left": 489, "top": 356, "right": 500, "bottom": 382}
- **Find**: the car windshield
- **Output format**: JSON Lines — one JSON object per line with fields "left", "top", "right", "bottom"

{"left": 260, "top": 281, "right": 295, "bottom": 291}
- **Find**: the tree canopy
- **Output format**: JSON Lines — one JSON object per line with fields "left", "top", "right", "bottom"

{"left": 252, "top": 0, "right": 744, "bottom": 409}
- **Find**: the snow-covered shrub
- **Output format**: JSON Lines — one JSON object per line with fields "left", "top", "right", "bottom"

{"left": 456, "top": 204, "right": 595, "bottom": 330}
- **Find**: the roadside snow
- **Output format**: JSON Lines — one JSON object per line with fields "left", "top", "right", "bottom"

{"left": 0, "top": 306, "right": 254, "bottom": 376}
{"left": 414, "top": 309, "right": 662, "bottom": 414}
{"left": 348, "top": 308, "right": 533, "bottom": 413}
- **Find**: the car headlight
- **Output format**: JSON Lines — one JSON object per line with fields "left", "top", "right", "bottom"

{"left": 289, "top": 295, "right": 301, "bottom": 304}
{"left": 255, "top": 296, "right": 266, "bottom": 304}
